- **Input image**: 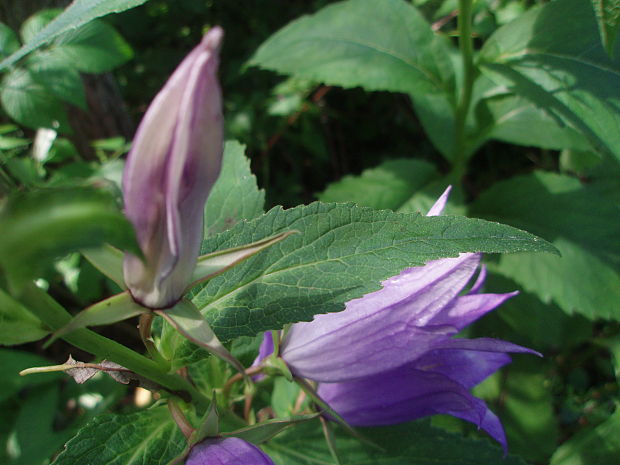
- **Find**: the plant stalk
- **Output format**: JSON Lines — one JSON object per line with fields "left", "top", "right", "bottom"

{"left": 452, "top": 0, "right": 476, "bottom": 180}
{"left": 21, "top": 283, "right": 209, "bottom": 409}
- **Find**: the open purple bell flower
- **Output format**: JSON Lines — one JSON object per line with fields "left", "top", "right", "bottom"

{"left": 186, "top": 437, "right": 274, "bottom": 465}
{"left": 256, "top": 187, "right": 538, "bottom": 449}
{"left": 122, "top": 27, "right": 224, "bottom": 309}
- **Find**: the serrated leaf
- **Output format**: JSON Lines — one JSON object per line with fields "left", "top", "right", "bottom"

{"left": 250, "top": 0, "right": 455, "bottom": 100}
{"left": 0, "top": 188, "right": 140, "bottom": 292}
{"left": 0, "top": 23, "right": 19, "bottom": 59}
{"left": 204, "top": 141, "right": 265, "bottom": 237}
{"left": 0, "top": 288, "right": 49, "bottom": 345}
{"left": 192, "top": 202, "right": 555, "bottom": 343}
{"left": 480, "top": 0, "right": 620, "bottom": 161}
{"left": 263, "top": 420, "right": 528, "bottom": 465}
{"left": 318, "top": 159, "right": 439, "bottom": 211}
{"left": 550, "top": 409, "right": 620, "bottom": 465}
{"left": 471, "top": 172, "right": 620, "bottom": 320}
{"left": 48, "top": 20, "right": 133, "bottom": 73}
{"left": 52, "top": 407, "right": 185, "bottom": 465}
{"left": 592, "top": 0, "right": 620, "bottom": 56}
{"left": 0, "top": 67, "right": 70, "bottom": 131}
{"left": 0, "top": 0, "right": 147, "bottom": 70}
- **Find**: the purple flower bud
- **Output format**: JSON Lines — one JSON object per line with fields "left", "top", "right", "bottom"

{"left": 122, "top": 27, "right": 224, "bottom": 308}
{"left": 186, "top": 438, "right": 275, "bottom": 465}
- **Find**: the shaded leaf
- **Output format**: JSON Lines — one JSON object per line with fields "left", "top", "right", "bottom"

{"left": 0, "top": 67, "right": 70, "bottom": 131}
{"left": 0, "top": 23, "right": 19, "bottom": 59}
{"left": 471, "top": 172, "right": 620, "bottom": 320}
{"left": 0, "top": 288, "right": 49, "bottom": 345}
{"left": 47, "top": 20, "right": 133, "bottom": 73}
{"left": 318, "top": 159, "right": 439, "bottom": 211}
{"left": 592, "top": 0, "right": 620, "bottom": 56}
{"left": 263, "top": 420, "right": 528, "bottom": 465}
{"left": 480, "top": 0, "right": 620, "bottom": 161}
{"left": 0, "top": 349, "right": 61, "bottom": 403}
{"left": 550, "top": 409, "right": 620, "bottom": 465}
{"left": 0, "top": 0, "right": 147, "bottom": 70}
{"left": 0, "top": 188, "right": 140, "bottom": 292}
{"left": 250, "top": 0, "right": 455, "bottom": 99}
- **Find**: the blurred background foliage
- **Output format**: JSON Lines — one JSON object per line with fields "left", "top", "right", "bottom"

{"left": 0, "top": 0, "right": 618, "bottom": 464}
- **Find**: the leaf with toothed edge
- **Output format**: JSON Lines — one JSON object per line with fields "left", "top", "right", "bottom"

{"left": 190, "top": 202, "right": 556, "bottom": 345}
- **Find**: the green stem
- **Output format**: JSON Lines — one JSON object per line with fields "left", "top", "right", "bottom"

{"left": 452, "top": 0, "right": 476, "bottom": 180}
{"left": 21, "top": 283, "right": 209, "bottom": 409}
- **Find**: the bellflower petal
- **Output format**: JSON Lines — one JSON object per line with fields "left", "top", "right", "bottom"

{"left": 186, "top": 437, "right": 275, "bottom": 465}
{"left": 123, "top": 28, "right": 224, "bottom": 308}
{"left": 280, "top": 253, "right": 481, "bottom": 382}
{"left": 318, "top": 360, "right": 509, "bottom": 449}
{"left": 426, "top": 185, "right": 452, "bottom": 216}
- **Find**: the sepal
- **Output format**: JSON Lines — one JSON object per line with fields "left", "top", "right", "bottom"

{"left": 81, "top": 244, "right": 126, "bottom": 289}
{"left": 221, "top": 414, "right": 319, "bottom": 444}
{"left": 47, "top": 291, "right": 146, "bottom": 345}
{"left": 155, "top": 299, "right": 244, "bottom": 373}
{"left": 189, "top": 230, "right": 298, "bottom": 288}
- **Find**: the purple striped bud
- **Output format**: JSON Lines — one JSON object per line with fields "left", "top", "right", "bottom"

{"left": 186, "top": 438, "right": 275, "bottom": 465}
{"left": 122, "top": 27, "right": 224, "bottom": 308}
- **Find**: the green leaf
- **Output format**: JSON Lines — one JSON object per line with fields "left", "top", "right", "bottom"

{"left": 0, "top": 0, "right": 147, "bottom": 70}
{"left": 477, "top": 93, "right": 594, "bottom": 151}
{"left": 47, "top": 20, "right": 133, "bottom": 73}
{"left": 471, "top": 172, "right": 620, "bottom": 320}
{"left": 0, "top": 23, "right": 19, "bottom": 59}
{"left": 12, "top": 383, "right": 71, "bottom": 465}
{"left": 52, "top": 407, "right": 185, "bottom": 465}
{"left": 20, "top": 9, "right": 60, "bottom": 44}
{"left": 263, "top": 420, "right": 528, "bottom": 465}
{"left": 592, "top": 0, "right": 620, "bottom": 56}
{"left": 318, "top": 159, "right": 439, "bottom": 211}
{"left": 0, "top": 188, "right": 140, "bottom": 292}
{"left": 0, "top": 349, "right": 61, "bottom": 403}
{"left": 192, "top": 202, "right": 556, "bottom": 342}
{"left": 250, "top": 0, "right": 455, "bottom": 100}
{"left": 480, "top": 0, "right": 620, "bottom": 161}
{"left": 26, "top": 51, "right": 87, "bottom": 109}
{"left": 204, "top": 140, "right": 265, "bottom": 237}
{"left": 0, "top": 288, "right": 49, "bottom": 345}
{"left": 550, "top": 409, "right": 620, "bottom": 465}
{"left": 0, "top": 67, "right": 70, "bottom": 131}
